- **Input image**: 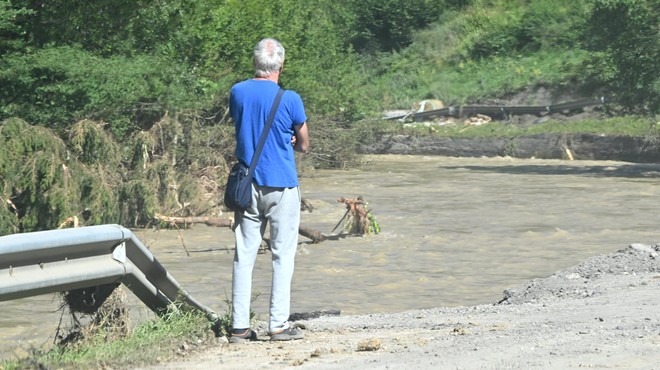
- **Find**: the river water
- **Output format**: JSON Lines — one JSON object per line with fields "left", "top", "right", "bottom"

{"left": 2, "top": 154, "right": 660, "bottom": 357}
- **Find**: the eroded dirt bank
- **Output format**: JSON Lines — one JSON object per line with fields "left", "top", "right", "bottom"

{"left": 140, "top": 244, "right": 660, "bottom": 369}
{"left": 361, "top": 133, "right": 660, "bottom": 163}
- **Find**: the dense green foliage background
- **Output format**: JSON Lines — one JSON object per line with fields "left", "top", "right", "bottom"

{"left": 0, "top": 0, "right": 658, "bottom": 234}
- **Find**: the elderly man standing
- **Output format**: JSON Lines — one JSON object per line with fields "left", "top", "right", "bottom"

{"left": 227, "top": 38, "right": 310, "bottom": 343}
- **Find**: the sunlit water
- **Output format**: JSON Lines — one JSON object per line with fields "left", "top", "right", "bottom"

{"left": 3, "top": 154, "right": 660, "bottom": 358}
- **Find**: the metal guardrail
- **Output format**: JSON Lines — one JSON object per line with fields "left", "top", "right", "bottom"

{"left": 385, "top": 97, "right": 607, "bottom": 122}
{"left": 0, "top": 224, "right": 217, "bottom": 320}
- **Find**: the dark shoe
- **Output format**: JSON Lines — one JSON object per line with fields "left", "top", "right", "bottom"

{"left": 229, "top": 329, "right": 257, "bottom": 343}
{"left": 269, "top": 327, "right": 304, "bottom": 341}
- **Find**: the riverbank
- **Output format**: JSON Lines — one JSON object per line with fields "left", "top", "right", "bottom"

{"left": 360, "top": 133, "right": 660, "bottom": 163}
{"left": 140, "top": 244, "right": 660, "bottom": 369}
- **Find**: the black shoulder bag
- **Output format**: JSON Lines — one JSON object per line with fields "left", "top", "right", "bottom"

{"left": 224, "top": 88, "right": 285, "bottom": 212}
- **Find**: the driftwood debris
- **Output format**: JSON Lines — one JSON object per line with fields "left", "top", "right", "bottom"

{"left": 154, "top": 213, "right": 233, "bottom": 228}
{"left": 155, "top": 213, "right": 332, "bottom": 243}
{"left": 153, "top": 196, "right": 379, "bottom": 244}
{"left": 299, "top": 226, "right": 326, "bottom": 243}
{"left": 58, "top": 216, "right": 80, "bottom": 229}
{"left": 334, "top": 196, "right": 380, "bottom": 235}
{"left": 298, "top": 226, "right": 353, "bottom": 243}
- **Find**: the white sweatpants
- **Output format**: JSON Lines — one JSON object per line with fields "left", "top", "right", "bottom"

{"left": 231, "top": 184, "right": 301, "bottom": 332}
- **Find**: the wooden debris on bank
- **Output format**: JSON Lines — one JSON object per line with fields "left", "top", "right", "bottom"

{"left": 58, "top": 216, "right": 80, "bottom": 229}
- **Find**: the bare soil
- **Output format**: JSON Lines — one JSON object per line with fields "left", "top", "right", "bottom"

{"left": 137, "top": 244, "right": 660, "bottom": 369}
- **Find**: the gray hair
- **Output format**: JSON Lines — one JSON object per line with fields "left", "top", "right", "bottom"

{"left": 253, "top": 38, "right": 285, "bottom": 77}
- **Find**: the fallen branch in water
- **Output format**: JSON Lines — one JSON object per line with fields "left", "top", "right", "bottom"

{"left": 154, "top": 213, "right": 233, "bottom": 228}
{"left": 154, "top": 195, "right": 379, "bottom": 245}
{"left": 298, "top": 226, "right": 352, "bottom": 243}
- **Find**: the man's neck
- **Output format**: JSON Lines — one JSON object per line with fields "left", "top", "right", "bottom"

{"left": 254, "top": 72, "right": 279, "bottom": 84}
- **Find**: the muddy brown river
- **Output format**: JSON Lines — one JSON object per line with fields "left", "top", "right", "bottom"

{"left": 2, "top": 154, "right": 660, "bottom": 357}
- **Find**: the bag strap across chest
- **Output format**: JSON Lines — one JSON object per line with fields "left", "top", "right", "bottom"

{"left": 247, "top": 87, "right": 285, "bottom": 177}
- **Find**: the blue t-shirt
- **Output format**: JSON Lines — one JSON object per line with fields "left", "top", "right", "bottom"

{"left": 229, "top": 79, "right": 307, "bottom": 188}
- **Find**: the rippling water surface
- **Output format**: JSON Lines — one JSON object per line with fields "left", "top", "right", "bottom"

{"left": 3, "top": 154, "right": 660, "bottom": 357}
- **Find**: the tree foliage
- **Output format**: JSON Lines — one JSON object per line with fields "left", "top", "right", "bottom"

{"left": 582, "top": 0, "right": 659, "bottom": 113}
{"left": 0, "top": 115, "right": 231, "bottom": 236}
{"left": 459, "top": 0, "right": 589, "bottom": 59}
{"left": 0, "top": 46, "right": 204, "bottom": 138}
{"left": 0, "top": 0, "right": 32, "bottom": 55}
{"left": 347, "top": 0, "right": 448, "bottom": 52}
{"left": 10, "top": 0, "right": 184, "bottom": 56}
{"left": 1, "top": 118, "right": 81, "bottom": 233}
{"left": 0, "top": 0, "right": 658, "bottom": 234}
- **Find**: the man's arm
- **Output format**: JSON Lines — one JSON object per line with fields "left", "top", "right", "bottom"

{"left": 293, "top": 123, "right": 309, "bottom": 153}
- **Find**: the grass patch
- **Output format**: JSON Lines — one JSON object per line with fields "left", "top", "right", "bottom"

{"left": 370, "top": 116, "right": 659, "bottom": 139}
{"left": 0, "top": 289, "right": 264, "bottom": 370}
{"left": 1, "top": 305, "right": 222, "bottom": 370}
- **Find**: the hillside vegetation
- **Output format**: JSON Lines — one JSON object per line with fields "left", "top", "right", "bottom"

{"left": 0, "top": 0, "right": 658, "bottom": 235}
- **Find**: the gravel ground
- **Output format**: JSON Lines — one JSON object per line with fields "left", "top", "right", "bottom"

{"left": 139, "top": 244, "right": 660, "bottom": 369}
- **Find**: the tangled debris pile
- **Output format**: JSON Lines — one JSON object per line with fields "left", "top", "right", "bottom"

{"left": 57, "top": 285, "right": 131, "bottom": 348}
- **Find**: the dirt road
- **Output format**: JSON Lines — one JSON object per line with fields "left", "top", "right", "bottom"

{"left": 138, "top": 244, "right": 660, "bottom": 369}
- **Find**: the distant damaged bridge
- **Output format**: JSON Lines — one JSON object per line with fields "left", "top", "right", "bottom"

{"left": 384, "top": 97, "right": 607, "bottom": 122}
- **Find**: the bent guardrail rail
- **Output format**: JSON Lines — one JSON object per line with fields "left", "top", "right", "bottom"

{"left": 0, "top": 224, "right": 217, "bottom": 321}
